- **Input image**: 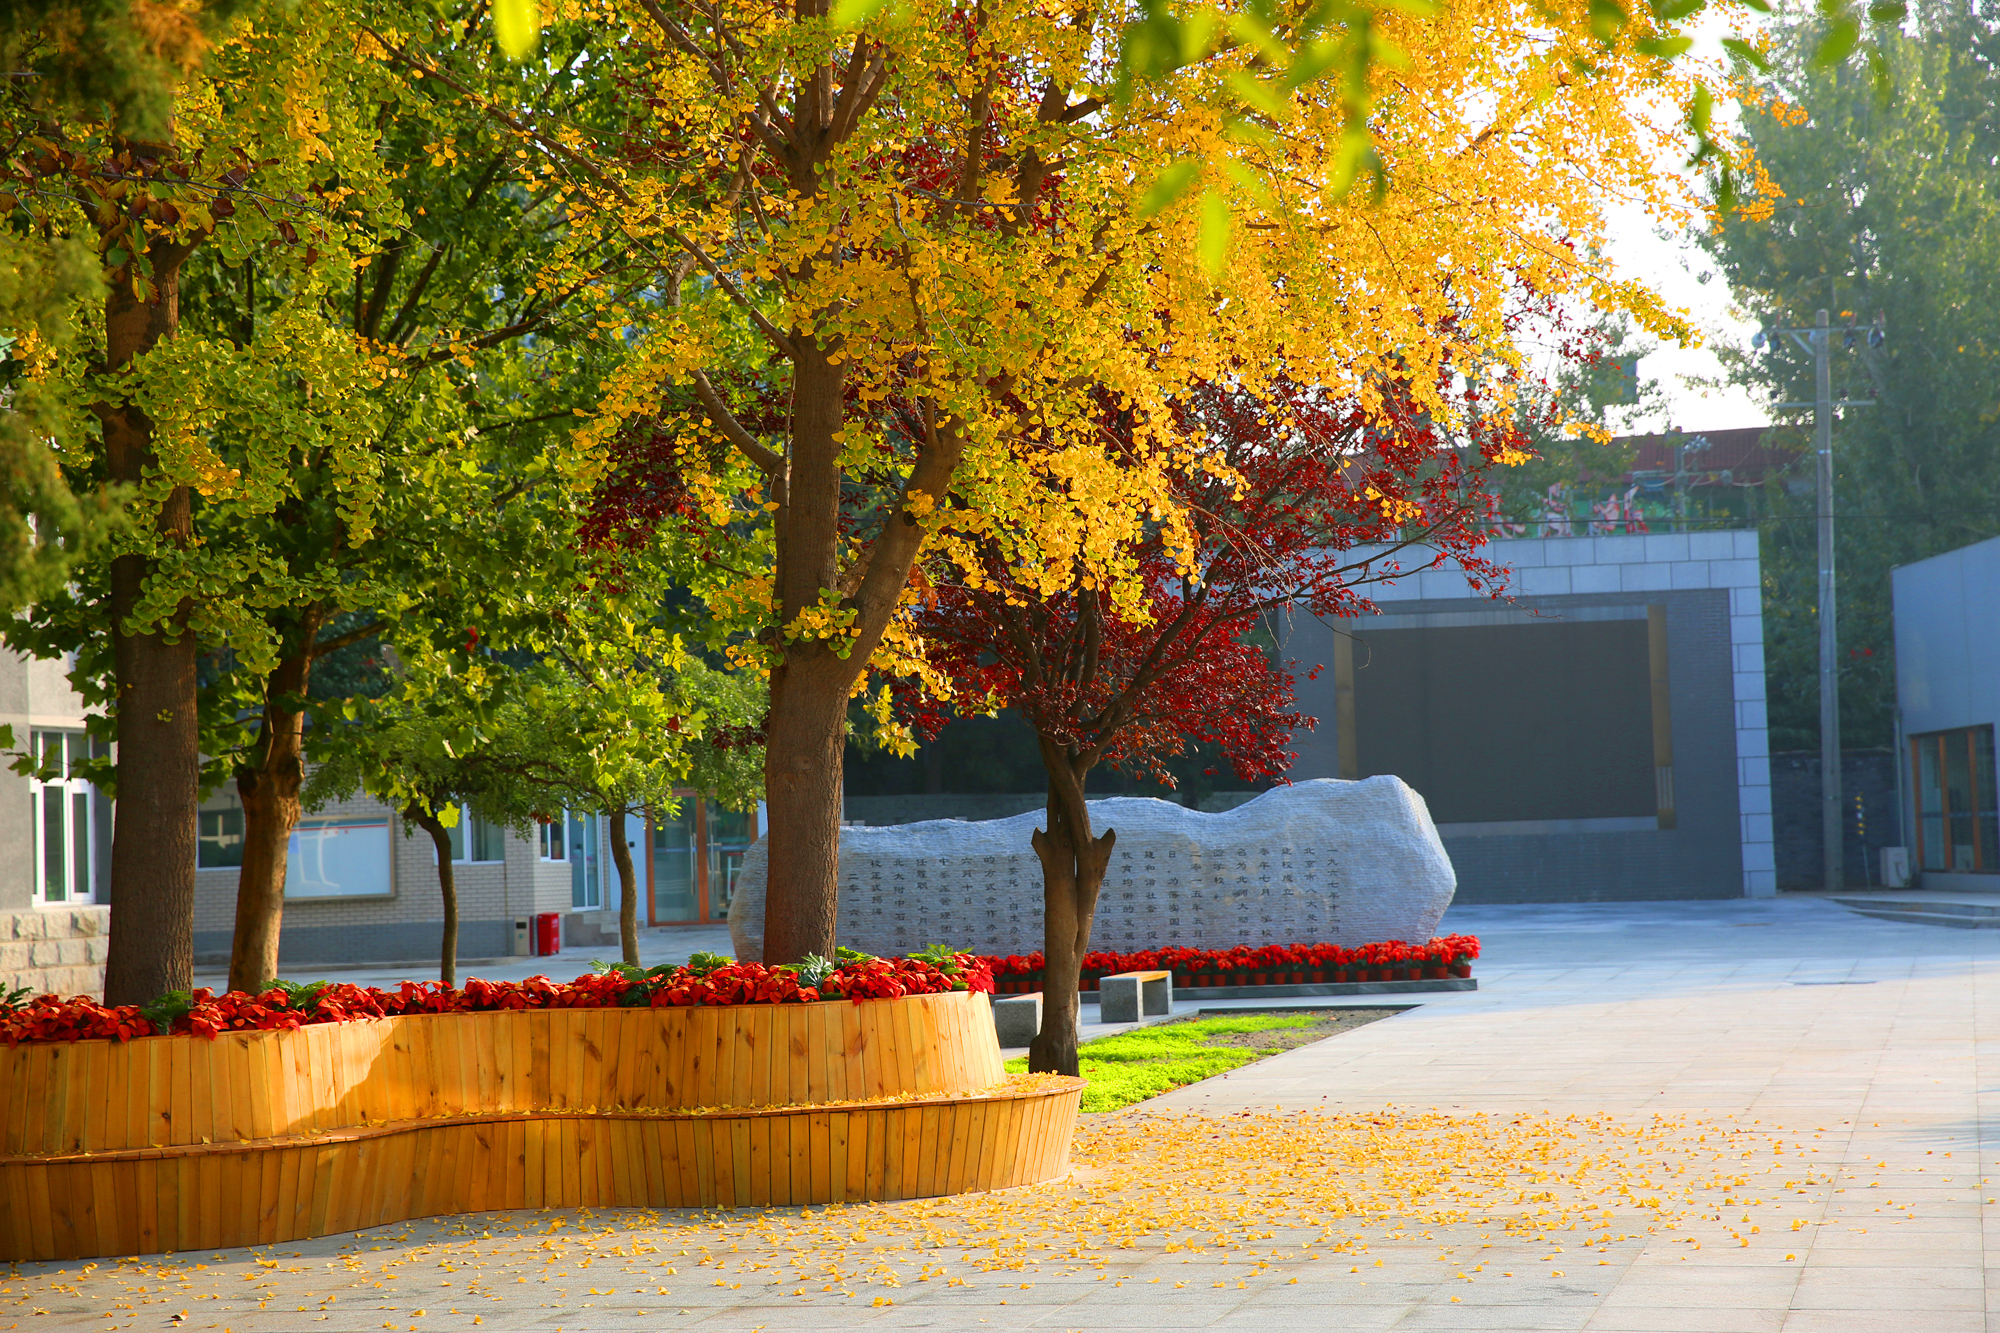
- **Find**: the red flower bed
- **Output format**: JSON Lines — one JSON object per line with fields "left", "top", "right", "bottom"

{"left": 981, "top": 936, "right": 1480, "bottom": 992}
{"left": 0, "top": 951, "right": 994, "bottom": 1047}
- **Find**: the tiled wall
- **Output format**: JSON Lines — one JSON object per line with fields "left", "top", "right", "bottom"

{"left": 1335, "top": 530, "right": 1773, "bottom": 900}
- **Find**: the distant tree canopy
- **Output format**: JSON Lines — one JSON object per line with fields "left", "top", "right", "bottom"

{"left": 1703, "top": 5, "right": 2000, "bottom": 751}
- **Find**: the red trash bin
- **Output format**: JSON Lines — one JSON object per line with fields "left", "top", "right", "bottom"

{"left": 533, "top": 912, "right": 562, "bottom": 957}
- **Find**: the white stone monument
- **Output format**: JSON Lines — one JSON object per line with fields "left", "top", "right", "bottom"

{"left": 728, "top": 776, "right": 1455, "bottom": 960}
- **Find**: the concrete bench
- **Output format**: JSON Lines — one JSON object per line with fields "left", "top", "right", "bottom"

{"left": 1099, "top": 970, "right": 1172, "bottom": 1023}
{"left": 992, "top": 992, "right": 1043, "bottom": 1047}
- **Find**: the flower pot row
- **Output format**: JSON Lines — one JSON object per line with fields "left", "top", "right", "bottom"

{"left": 985, "top": 935, "right": 1480, "bottom": 993}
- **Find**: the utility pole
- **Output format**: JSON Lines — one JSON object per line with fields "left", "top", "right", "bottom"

{"left": 1762, "top": 309, "right": 1878, "bottom": 894}
{"left": 1813, "top": 309, "right": 1841, "bottom": 893}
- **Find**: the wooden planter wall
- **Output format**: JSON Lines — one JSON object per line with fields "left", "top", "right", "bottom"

{"left": 0, "top": 990, "right": 1083, "bottom": 1261}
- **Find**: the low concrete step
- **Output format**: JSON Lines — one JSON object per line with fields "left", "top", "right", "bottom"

{"left": 1832, "top": 899, "right": 2000, "bottom": 929}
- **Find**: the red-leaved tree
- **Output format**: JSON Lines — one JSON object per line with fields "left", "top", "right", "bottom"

{"left": 905, "top": 375, "right": 1533, "bottom": 1075}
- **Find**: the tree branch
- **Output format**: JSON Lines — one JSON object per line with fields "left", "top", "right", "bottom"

{"left": 308, "top": 619, "right": 388, "bottom": 660}
{"left": 693, "top": 370, "right": 783, "bottom": 473}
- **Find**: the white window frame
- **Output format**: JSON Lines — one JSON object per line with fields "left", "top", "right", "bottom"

{"left": 537, "top": 816, "right": 566, "bottom": 863}
{"left": 29, "top": 729, "right": 101, "bottom": 907}
{"left": 445, "top": 805, "right": 506, "bottom": 864}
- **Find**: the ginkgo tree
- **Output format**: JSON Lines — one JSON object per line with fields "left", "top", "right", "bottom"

{"left": 399, "top": 0, "right": 1743, "bottom": 964}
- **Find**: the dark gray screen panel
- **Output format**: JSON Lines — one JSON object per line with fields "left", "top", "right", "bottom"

{"left": 1351, "top": 620, "right": 1655, "bottom": 823}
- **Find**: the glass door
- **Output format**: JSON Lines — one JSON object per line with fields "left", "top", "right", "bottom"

{"left": 645, "top": 793, "right": 759, "bottom": 924}
{"left": 1913, "top": 726, "right": 1999, "bottom": 873}
{"left": 651, "top": 803, "right": 698, "bottom": 922}
{"left": 568, "top": 811, "right": 601, "bottom": 909}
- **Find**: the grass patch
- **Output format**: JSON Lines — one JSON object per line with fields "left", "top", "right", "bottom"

{"left": 1005, "top": 1009, "right": 1398, "bottom": 1113}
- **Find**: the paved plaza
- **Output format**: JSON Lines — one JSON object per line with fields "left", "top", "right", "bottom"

{"left": 10, "top": 893, "right": 2000, "bottom": 1331}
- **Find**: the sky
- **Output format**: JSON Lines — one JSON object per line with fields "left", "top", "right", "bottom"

{"left": 1599, "top": 201, "right": 1773, "bottom": 437}
{"left": 1593, "top": 13, "right": 1780, "bottom": 441}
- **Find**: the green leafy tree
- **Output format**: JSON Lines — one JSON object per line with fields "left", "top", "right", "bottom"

{"left": 1699, "top": 5, "right": 2000, "bottom": 750}
{"left": 0, "top": 5, "right": 411, "bottom": 1004}
{"left": 310, "top": 650, "right": 763, "bottom": 976}
{"left": 6, "top": 4, "right": 645, "bottom": 996}
{"left": 0, "top": 0, "right": 246, "bottom": 614}
{"left": 0, "top": 235, "right": 116, "bottom": 615}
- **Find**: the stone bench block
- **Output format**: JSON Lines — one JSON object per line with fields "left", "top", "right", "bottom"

{"left": 1099, "top": 970, "right": 1172, "bottom": 1023}
{"left": 992, "top": 993, "right": 1043, "bottom": 1047}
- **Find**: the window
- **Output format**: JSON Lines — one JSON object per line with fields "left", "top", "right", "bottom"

{"left": 198, "top": 804, "right": 245, "bottom": 868}
{"left": 29, "top": 730, "right": 105, "bottom": 905}
{"left": 1913, "top": 726, "right": 2000, "bottom": 873}
{"left": 444, "top": 806, "right": 505, "bottom": 863}
{"left": 569, "top": 812, "right": 601, "bottom": 909}
{"left": 285, "top": 818, "right": 393, "bottom": 898}
{"left": 537, "top": 818, "right": 565, "bottom": 862}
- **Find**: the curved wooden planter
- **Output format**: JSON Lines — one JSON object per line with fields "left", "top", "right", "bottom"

{"left": 0, "top": 991, "right": 1083, "bottom": 1261}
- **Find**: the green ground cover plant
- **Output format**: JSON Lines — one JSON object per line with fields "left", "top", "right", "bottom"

{"left": 1006, "top": 1010, "right": 1397, "bottom": 1112}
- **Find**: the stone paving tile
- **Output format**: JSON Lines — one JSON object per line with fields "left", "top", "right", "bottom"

{"left": 1780, "top": 1313, "right": 1987, "bottom": 1332}
{"left": 1583, "top": 1311, "right": 1788, "bottom": 1333}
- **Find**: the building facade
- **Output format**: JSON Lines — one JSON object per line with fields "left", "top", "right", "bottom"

{"left": 0, "top": 648, "right": 111, "bottom": 997}
{"left": 1, "top": 635, "right": 762, "bottom": 989}
{"left": 1892, "top": 535, "right": 2000, "bottom": 888}
{"left": 1278, "top": 530, "right": 1773, "bottom": 901}
{"left": 188, "top": 788, "right": 761, "bottom": 968}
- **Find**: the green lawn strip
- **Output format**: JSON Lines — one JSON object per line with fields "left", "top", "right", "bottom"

{"left": 1006, "top": 1013, "right": 1332, "bottom": 1113}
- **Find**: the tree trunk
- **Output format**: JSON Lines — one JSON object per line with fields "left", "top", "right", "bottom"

{"left": 226, "top": 618, "right": 321, "bottom": 994}
{"left": 1027, "top": 748, "right": 1115, "bottom": 1077}
{"left": 97, "top": 234, "right": 199, "bottom": 1008}
{"left": 609, "top": 809, "right": 640, "bottom": 966}
{"left": 756, "top": 340, "right": 970, "bottom": 964}
{"left": 760, "top": 655, "right": 850, "bottom": 964}
{"left": 405, "top": 803, "right": 458, "bottom": 986}
{"left": 759, "top": 341, "right": 851, "bottom": 965}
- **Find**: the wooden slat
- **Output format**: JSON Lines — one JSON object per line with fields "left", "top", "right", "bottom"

{"left": 505, "top": 1118, "right": 530, "bottom": 1212}
{"left": 682, "top": 1114, "right": 711, "bottom": 1209}
{"left": 578, "top": 1009, "right": 605, "bottom": 1111}
{"left": 528, "top": 1011, "right": 551, "bottom": 1111}
{"left": 0, "top": 1051, "right": 17, "bottom": 1157}
{"left": 25, "top": 1046, "right": 56, "bottom": 1155}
